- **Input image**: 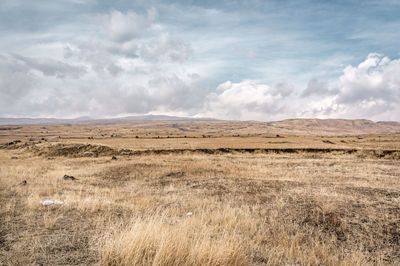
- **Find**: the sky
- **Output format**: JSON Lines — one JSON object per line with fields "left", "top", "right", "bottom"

{"left": 0, "top": 0, "right": 399, "bottom": 121}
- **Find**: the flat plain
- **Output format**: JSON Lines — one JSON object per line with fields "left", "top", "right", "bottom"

{"left": 1, "top": 120, "right": 399, "bottom": 265}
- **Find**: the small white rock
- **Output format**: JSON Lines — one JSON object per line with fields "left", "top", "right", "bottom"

{"left": 186, "top": 212, "right": 193, "bottom": 216}
{"left": 41, "top": 200, "right": 63, "bottom": 206}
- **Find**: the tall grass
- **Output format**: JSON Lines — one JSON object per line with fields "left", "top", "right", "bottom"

{"left": 100, "top": 215, "right": 247, "bottom": 266}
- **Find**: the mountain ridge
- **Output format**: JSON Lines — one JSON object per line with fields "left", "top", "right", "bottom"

{"left": 0, "top": 115, "right": 218, "bottom": 125}
{"left": 1, "top": 116, "right": 399, "bottom": 135}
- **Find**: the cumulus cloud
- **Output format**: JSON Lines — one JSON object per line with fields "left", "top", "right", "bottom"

{"left": 1, "top": 2, "right": 400, "bottom": 125}
{"left": 105, "top": 41, "right": 139, "bottom": 58}
{"left": 200, "top": 80, "right": 294, "bottom": 120}
{"left": 0, "top": 55, "right": 36, "bottom": 107}
{"left": 337, "top": 53, "right": 400, "bottom": 104}
{"left": 12, "top": 54, "right": 87, "bottom": 79}
{"left": 199, "top": 54, "right": 400, "bottom": 121}
{"left": 140, "top": 33, "right": 193, "bottom": 62}
{"left": 75, "top": 74, "right": 207, "bottom": 117}
{"left": 300, "top": 53, "right": 400, "bottom": 120}
{"left": 0, "top": 5, "right": 203, "bottom": 118}
{"left": 0, "top": 48, "right": 206, "bottom": 117}
{"left": 272, "top": 82, "right": 294, "bottom": 97}
{"left": 106, "top": 9, "right": 156, "bottom": 42}
{"left": 301, "top": 79, "right": 337, "bottom": 97}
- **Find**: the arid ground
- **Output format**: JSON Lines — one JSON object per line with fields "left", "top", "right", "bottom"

{"left": 1, "top": 120, "right": 399, "bottom": 265}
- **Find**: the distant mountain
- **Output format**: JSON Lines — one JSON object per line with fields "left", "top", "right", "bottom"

{"left": 118, "top": 115, "right": 217, "bottom": 121}
{"left": 264, "top": 119, "right": 400, "bottom": 135}
{"left": 0, "top": 117, "right": 74, "bottom": 125}
{"left": 1, "top": 117, "right": 399, "bottom": 135}
{"left": 0, "top": 115, "right": 218, "bottom": 125}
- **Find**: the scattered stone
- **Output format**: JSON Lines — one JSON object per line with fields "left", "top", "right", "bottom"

{"left": 11, "top": 156, "right": 18, "bottom": 159}
{"left": 20, "top": 180, "right": 27, "bottom": 185}
{"left": 41, "top": 199, "right": 63, "bottom": 206}
{"left": 111, "top": 156, "right": 117, "bottom": 160}
{"left": 6, "top": 140, "right": 21, "bottom": 145}
{"left": 83, "top": 151, "right": 98, "bottom": 157}
{"left": 118, "top": 149, "right": 131, "bottom": 155}
{"left": 164, "top": 171, "right": 185, "bottom": 177}
{"left": 186, "top": 212, "right": 193, "bottom": 216}
{"left": 63, "top": 174, "right": 77, "bottom": 181}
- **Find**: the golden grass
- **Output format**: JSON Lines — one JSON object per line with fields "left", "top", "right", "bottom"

{"left": 0, "top": 124, "right": 399, "bottom": 265}
{"left": 100, "top": 214, "right": 247, "bottom": 266}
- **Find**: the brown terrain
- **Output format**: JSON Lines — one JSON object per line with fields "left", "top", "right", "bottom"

{"left": 0, "top": 118, "right": 399, "bottom": 265}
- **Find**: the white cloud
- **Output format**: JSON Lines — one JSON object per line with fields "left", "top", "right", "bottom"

{"left": 2, "top": 2, "right": 400, "bottom": 126}
{"left": 200, "top": 80, "right": 294, "bottom": 121}
{"left": 12, "top": 54, "right": 87, "bottom": 79}
{"left": 301, "top": 78, "right": 336, "bottom": 97}
{"left": 337, "top": 53, "right": 400, "bottom": 104}
{"left": 106, "top": 9, "right": 157, "bottom": 42}
{"left": 0, "top": 48, "right": 207, "bottom": 117}
{"left": 140, "top": 33, "right": 193, "bottom": 62}
{"left": 0, "top": 55, "right": 36, "bottom": 106}
{"left": 200, "top": 54, "right": 400, "bottom": 121}
{"left": 104, "top": 40, "right": 139, "bottom": 58}
{"left": 301, "top": 53, "right": 400, "bottom": 120}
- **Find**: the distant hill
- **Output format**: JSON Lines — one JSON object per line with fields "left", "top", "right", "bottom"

{"left": 0, "top": 115, "right": 218, "bottom": 126}
{"left": 264, "top": 119, "right": 400, "bottom": 135}
{"left": 1, "top": 116, "right": 399, "bottom": 135}
{"left": 0, "top": 117, "right": 74, "bottom": 125}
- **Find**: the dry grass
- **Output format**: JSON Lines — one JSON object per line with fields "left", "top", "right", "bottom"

{"left": 0, "top": 124, "right": 399, "bottom": 265}
{"left": 100, "top": 214, "right": 247, "bottom": 266}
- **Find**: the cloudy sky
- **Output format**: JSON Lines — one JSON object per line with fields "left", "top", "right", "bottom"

{"left": 1, "top": 0, "right": 399, "bottom": 121}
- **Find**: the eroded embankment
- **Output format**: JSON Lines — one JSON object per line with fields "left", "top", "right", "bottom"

{"left": 1, "top": 142, "right": 400, "bottom": 160}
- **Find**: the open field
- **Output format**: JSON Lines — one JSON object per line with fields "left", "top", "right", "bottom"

{"left": 1, "top": 121, "right": 399, "bottom": 265}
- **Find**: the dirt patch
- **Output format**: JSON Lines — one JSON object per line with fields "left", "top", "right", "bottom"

{"left": 301, "top": 203, "right": 346, "bottom": 241}
{"left": 3, "top": 143, "right": 400, "bottom": 160}
{"left": 357, "top": 149, "right": 400, "bottom": 160}
{"left": 34, "top": 144, "right": 117, "bottom": 158}
{"left": 0, "top": 127, "right": 21, "bottom": 131}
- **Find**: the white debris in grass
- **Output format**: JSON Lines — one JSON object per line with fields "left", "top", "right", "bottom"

{"left": 41, "top": 200, "right": 64, "bottom": 206}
